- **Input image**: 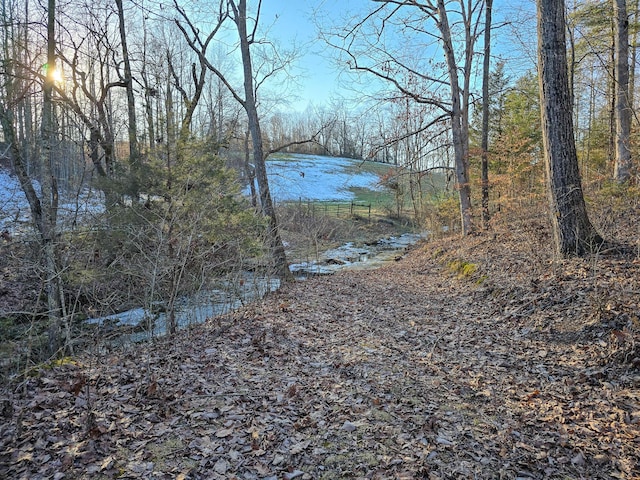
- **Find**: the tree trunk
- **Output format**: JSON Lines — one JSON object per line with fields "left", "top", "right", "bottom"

{"left": 244, "top": 129, "right": 258, "bottom": 208}
{"left": 165, "top": 74, "right": 175, "bottom": 192}
{"left": 41, "top": 0, "right": 64, "bottom": 354}
{"left": 537, "top": 0, "right": 603, "bottom": 256}
{"left": 233, "top": 0, "right": 290, "bottom": 279}
{"left": 609, "top": 17, "right": 617, "bottom": 171}
{"left": 614, "top": 0, "right": 632, "bottom": 182}
{"left": 141, "top": 16, "right": 155, "bottom": 152}
{"left": 115, "top": 0, "right": 140, "bottom": 192}
{"left": 437, "top": 0, "right": 473, "bottom": 235}
{"left": 142, "top": 74, "right": 156, "bottom": 152}
{"left": 630, "top": 0, "right": 639, "bottom": 112}
{"left": 481, "top": 0, "right": 493, "bottom": 229}
{"left": 566, "top": 2, "right": 576, "bottom": 112}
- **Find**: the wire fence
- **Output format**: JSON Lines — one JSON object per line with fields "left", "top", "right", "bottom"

{"left": 295, "top": 199, "right": 372, "bottom": 221}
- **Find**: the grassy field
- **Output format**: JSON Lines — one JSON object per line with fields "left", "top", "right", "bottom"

{"left": 271, "top": 153, "right": 449, "bottom": 218}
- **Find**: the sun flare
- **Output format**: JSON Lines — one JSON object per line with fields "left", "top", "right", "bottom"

{"left": 50, "top": 67, "right": 64, "bottom": 84}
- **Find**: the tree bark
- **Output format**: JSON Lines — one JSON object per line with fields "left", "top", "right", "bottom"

{"left": 244, "top": 129, "right": 258, "bottom": 208}
{"left": 630, "top": 0, "right": 639, "bottom": 112}
{"left": 232, "top": 0, "right": 290, "bottom": 279}
{"left": 537, "top": 0, "right": 603, "bottom": 256}
{"left": 614, "top": 0, "right": 632, "bottom": 182}
{"left": 115, "top": 0, "right": 140, "bottom": 192}
{"left": 481, "top": 0, "right": 493, "bottom": 229}
{"left": 141, "top": 15, "right": 156, "bottom": 152}
{"left": 40, "top": 0, "right": 64, "bottom": 354}
{"left": 437, "top": 0, "right": 474, "bottom": 235}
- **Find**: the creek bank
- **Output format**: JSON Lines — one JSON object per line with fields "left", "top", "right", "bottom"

{"left": 86, "top": 274, "right": 280, "bottom": 344}
{"left": 87, "top": 233, "right": 426, "bottom": 342}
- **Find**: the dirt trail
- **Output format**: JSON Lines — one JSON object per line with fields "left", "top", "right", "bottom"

{"left": 1, "top": 228, "right": 639, "bottom": 479}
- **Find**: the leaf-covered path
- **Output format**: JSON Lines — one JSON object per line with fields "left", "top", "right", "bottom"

{"left": 2, "top": 228, "right": 639, "bottom": 479}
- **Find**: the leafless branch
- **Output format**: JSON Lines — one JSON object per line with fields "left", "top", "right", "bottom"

{"left": 266, "top": 122, "right": 334, "bottom": 157}
{"left": 173, "top": 3, "right": 246, "bottom": 108}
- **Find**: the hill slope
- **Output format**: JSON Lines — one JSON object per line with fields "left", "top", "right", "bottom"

{"left": 1, "top": 207, "right": 639, "bottom": 479}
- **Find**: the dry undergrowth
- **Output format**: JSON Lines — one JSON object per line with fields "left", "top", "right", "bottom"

{"left": 1, "top": 201, "right": 639, "bottom": 479}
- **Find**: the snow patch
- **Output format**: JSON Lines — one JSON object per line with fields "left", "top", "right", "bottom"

{"left": 249, "top": 154, "right": 382, "bottom": 202}
{"left": 0, "top": 167, "right": 105, "bottom": 234}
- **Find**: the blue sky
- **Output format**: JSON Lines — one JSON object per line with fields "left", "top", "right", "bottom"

{"left": 258, "top": 0, "right": 348, "bottom": 111}
{"left": 257, "top": 0, "right": 537, "bottom": 112}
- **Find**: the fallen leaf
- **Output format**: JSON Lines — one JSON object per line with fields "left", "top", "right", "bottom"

{"left": 284, "top": 470, "right": 304, "bottom": 479}
{"left": 100, "top": 456, "right": 115, "bottom": 471}
{"left": 341, "top": 421, "right": 357, "bottom": 432}
{"left": 289, "top": 440, "right": 311, "bottom": 455}
{"left": 215, "top": 428, "right": 234, "bottom": 438}
{"left": 214, "top": 459, "right": 229, "bottom": 474}
{"left": 571, "top": 452, "right": 585, "bottom": 466}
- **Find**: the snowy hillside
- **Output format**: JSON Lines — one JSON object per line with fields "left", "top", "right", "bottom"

{"left": 0, "top": 168, "right": 104, "bottom": 234}
{"left": 1, "top": 154, "right": 383, "bottom": 233}
{"left": 254, "top": 154, "right": 382, "bottom": 202}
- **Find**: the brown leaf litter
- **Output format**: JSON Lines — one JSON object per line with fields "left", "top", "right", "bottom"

{"left": 1, "top": 214, "right": 639, "bottom": 479}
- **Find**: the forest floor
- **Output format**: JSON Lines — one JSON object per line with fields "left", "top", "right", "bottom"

{"left": 1, "top": 202, "right": 639, "bottom": 479}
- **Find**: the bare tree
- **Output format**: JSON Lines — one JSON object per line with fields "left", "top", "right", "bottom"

{"left": 40, "top": 0, "right": 63, "bottom": 353}
{"left": 160, "top": 45, "right": 210, "bottom": 334}
{"left": 537, "top": 0, "right": 603, "bottom": 256}
{"left": 44, "top": 1, "right": 135, "bottom": 209}
{"left": 0, "top": 0, "right": 66, "bottom": 353}
{"left": 229, "top": 0, "right": 289, "bottom": 278}
{"left": 326, "top": 0, "right": 484, "bottom": 234}
{"left": 613, "top": 0, "right": 632, "bottom": 182}
{"left": 115, "top": 0, "right": 141, "bottom": 193}
{"left": 480, "top": 0, "right": 493, "bottom": 229}
{"left": 174, "top": 0, "right": 291, "bottom": 278}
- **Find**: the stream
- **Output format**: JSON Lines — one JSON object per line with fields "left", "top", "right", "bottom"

{"left": 87, "top": 232, "right": 426, "bottom": 345}
{"left": 289, "top": 232, "right": 426, "bottom": 276}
